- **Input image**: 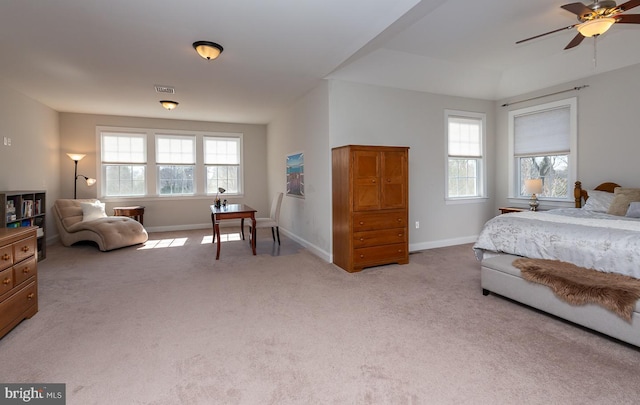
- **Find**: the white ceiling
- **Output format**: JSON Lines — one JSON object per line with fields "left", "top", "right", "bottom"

{"left": 2, "top": 0, "right": 640, "bottom": 124}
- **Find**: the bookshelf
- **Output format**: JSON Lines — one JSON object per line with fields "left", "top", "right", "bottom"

{"left": 0, "top": 191, "right": 46, "bottom": 261}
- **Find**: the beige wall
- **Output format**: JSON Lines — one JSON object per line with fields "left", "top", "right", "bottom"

{"left": 0, "top": 83, "right": 60, "bottom": 240}
{"left": 59, "top": 113, "right": 268, "bottom": 232}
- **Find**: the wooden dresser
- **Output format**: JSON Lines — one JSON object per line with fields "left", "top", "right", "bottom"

{"left": 0, "top": 227, "right": 38, "bottom": 339}
{"left": 332, "top": 145, "right": 409, "bottom": 272}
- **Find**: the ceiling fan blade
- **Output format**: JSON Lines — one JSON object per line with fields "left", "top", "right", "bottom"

{"left": 561, "top": 2, "right": 593, "bottom": 18}
{"left": 618, "top": 0, "right": 640, "bottom": 12}
{"left": 564, "top": 32, "right": 586, "bottom": 49}
{"left": 615, "top": 14, "right": 640, "bottom": 23}
{"left": 516, "top": 24, "right": 578, "bottom": 44}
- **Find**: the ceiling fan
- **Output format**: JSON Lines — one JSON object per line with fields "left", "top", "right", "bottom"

{"left": 517, "top": 0, "right": 640, "bottom": 49}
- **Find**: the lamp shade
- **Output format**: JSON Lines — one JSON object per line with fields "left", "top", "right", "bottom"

{"left": 67, "top": 153, "right": 86, "bottom": 161}
{"left": 577, "top": 18, "right": 615, "bottom": 37}
{"left": 160, "top": 100, "right": 179, "bottom": 110}
{"left": 193, "top": 41, "right": 223, "bottom": 60}
{"left": 525, "top": 179, "right": 543, "bottom": 195}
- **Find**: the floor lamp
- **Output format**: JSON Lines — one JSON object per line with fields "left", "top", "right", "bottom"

{"left": 67, "top": 153, "right": 96, "bottom": 199}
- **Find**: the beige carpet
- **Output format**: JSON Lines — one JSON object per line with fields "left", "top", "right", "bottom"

{"left": 1, "top": 228, "right": 639, "bottom": 404}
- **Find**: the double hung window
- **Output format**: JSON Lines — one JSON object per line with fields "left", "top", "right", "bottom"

{"left": 101, "top": 131, "right": 147, "bottom": 197}
{"left": 509, "top": 98, "right": 577, "bottom": 200}
{"left": 98, "top": 127, "right": 243, "bottom": 198}
{"left": 446, "top": 110, "right": 486, "bottom": 200}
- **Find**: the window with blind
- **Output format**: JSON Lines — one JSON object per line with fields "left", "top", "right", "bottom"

{"left": 204, "top": 135, "right": 242, "bottom": 194}
{"left": 446, "top": 110, "right": 486, "bottom": 200}
{"left": 98, "top": 127, "right": 244, "bottom": 199}
{"left": 156, "top": 135, "right": 196, "bottom": 195}
{"left": 101, "top": 131, "right": 147, "bottom": 197}
{"left": 508, "top": 98, "right": 577, "bottom": 200}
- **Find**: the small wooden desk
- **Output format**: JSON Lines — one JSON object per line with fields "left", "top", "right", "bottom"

{"left": 113, "top": 206, "right": 145, "bottom": 224}
{"left": 210, "top": 204, "right": 257, "bottom": 260}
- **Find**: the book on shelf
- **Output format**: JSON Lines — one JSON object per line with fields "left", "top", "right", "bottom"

{"left": 21, "top": 200, "right": 33, "bottom": 217}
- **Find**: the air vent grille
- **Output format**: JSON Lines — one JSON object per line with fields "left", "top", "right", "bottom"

{"left": 154, "top": 85, "right": 175, "bottom": 94}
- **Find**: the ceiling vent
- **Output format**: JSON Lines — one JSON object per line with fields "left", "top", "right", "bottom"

{"left": 154, "top": 85, "right": 175, "bottom": 94}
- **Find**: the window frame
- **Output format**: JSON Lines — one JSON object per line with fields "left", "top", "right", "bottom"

{"left": 100, "top": 130, "right": 148, "bottom": 198}
{"left": 155, "top": 134, "right": 197, "bottom": 197}
{"left": 445, "top": 109, "right": 487, "bottom": 203}
{"left": 507, "top": 97, "right": 577, "bottom": 202}
{"left": 96, "top": 127, "right": 244, "bottom": 201}
{"left": 203, "top": 135, "right": 244, "bottom": 196}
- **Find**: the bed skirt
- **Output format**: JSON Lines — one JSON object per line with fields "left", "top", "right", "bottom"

{"left": 481, "top": 254, "right": 640, "bottom": 347}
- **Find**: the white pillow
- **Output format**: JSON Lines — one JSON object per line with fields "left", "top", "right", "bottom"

{"left": 626, "top": 202, "right": 640, "bottom": 218}
{"left": 80, "top": 200, "right": 107, "bottom": 222}
{"left": 582, "top": 190, "right": 615, "bottom": 212}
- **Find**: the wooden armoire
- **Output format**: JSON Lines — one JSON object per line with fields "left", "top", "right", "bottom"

{"left": 332, "top": 145, "right": 409, "bottom": 272}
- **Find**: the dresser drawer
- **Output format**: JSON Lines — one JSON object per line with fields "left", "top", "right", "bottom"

{"left": 353, "top": 211, "right": 406, "bottom": 231}
{"left": 14, "top": 256, "right": 36, "bottom": 287}
{"left": 0, "top": 267, "right": 13, "bottom": 297}
{"left": 0, "top": 244, "right": 12, "bottom": 271}
{"left": 13, "top": 235, "right": 36, "bottom": 263}
{"left": 353, "top": 243, "right": 407, "bottom": 266}
{"left": 353, "top": 228, "right": 407, "bottom": 248}
{"left": 0, "top": 281, "right": 37, "bottom": 333}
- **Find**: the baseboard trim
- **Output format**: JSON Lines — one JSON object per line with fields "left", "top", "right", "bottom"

{"left": 279, "top": 228, "right": 331, "bottom": 263}
{"left": 410, "top": 235, "right": 478, "bottom": 252}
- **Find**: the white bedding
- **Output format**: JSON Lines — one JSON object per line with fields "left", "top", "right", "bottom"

{"left": 473, "top": 208, "right": 640, "bottom": 279}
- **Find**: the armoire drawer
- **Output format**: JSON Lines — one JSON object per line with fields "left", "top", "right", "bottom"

{"left": 353, "top": 211, "right": 406, "bottom": 231}
{"left": 0, "top": 244, "right": 12, "bottom": 271}
{"left": 353, "top": 243, "right": 407, "bottom": 265}
{"left": 353, "top": 228, "right": 407, "bottom": 248}
{"left": 0, "top": 267, "right": 13, "bottom": 297}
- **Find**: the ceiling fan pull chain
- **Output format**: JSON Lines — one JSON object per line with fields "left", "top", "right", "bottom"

{"left": 593, "top": 36, "right": 598, "bottom": 69}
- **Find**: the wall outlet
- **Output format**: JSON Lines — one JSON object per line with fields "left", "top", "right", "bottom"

{"left": 415, "top": 221, "right": 420, "bottom": 229}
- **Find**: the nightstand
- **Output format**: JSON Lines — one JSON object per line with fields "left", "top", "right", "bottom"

{"left": 498, "top": 207, "right": 527, "bottom": 214}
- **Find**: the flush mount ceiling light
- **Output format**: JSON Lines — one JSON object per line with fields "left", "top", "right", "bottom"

{"left": 160, "top": 100, "right": 179, "bottom": 110}
{"left": 192, "top": 41, "right": 224, "bottom": 60}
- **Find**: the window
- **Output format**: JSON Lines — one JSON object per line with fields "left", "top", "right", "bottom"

{"left": 204, "top": 135, "right": 242, "bottom": 194}
{"left": 98, "top": 127, "right": 243, "bottom": 199}
{"left": 446, "top": 110, "right": 486, "bottom": 200}
{"left": 101, "top": 131, "right": 147, "bottom": 197}
{"left": 156, "top": 135, "right": 195, "bottom": 195}
{"left": 508, "top": 98, "right": 577, "bottom": 201}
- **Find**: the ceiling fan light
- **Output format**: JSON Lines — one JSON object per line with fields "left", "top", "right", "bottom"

{"left": 192, "top": 41, "right": 223, "bottom": 60}
{"left": 160, "top": 100, "right": 179, "bottom": 110}
{"left": 577, "top": 17, "right": 616, "bottom": 37}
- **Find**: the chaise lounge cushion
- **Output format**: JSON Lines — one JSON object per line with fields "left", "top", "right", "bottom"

{"left": 54, "top": 199, "right": 148, "bottom": 251}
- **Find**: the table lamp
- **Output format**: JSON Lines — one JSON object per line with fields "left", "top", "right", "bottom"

{"left": 525, "top": 179, "right": 543, "bottom": 211}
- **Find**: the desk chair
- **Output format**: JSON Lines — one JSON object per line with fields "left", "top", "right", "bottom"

{"left": 250, "top": 192, "right": 283, "bottom": 245}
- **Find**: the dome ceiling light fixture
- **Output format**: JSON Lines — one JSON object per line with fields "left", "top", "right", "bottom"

{"left": 160, "top": 100, "right": 179, "bottom": 110}
{"left": 192, "top": 41, "right": 224, "bottom": 60}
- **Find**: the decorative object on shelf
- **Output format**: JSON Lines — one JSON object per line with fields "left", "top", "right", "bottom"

{"left": 160, "top": 100, "right": 179, "bottom": 110}
{"left": 214, "top": 187, "right": 226, "bottom": 209}
{"left": 67, "top": 153, "right": 97, "bottom": 199}
{"left": 192, "top": 41, "right": 224, "bottom": 60}
{"left": 525, "top": 178, "right": 543, "bottom": 211}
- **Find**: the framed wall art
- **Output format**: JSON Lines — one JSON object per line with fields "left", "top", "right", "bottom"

{"left": 286, "top": 152, "right": 304, "bottom": 198}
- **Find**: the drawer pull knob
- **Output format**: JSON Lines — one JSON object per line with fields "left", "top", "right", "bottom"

{"left": 27, "top": 293, "right": 35, "bottom": 300}
{"left": 3, "top": 278, "right": 10, "bottom": 285}
{"left": 397, "top": 218, "right": 401, "bottom": 222}
{"left": 1, "top": 254, "right": 9, "bottom": 261}
{"left": 359, "top": 238, "right": 364, "bottom": 241}
{"left": 359, "top": 221, "right": 364, "bottom": 225}
{"left": 360, "top": 254, "right": 364, "bottom": 258}
{"left": 21, "top": 246, "right": 30, "bottom": 252}
{"left": 23, "top": 267, "right": 30, "bottom": 274}
{"left": 398, "top": 234, "right": 402, "bottom": 237}
{"left": 371, "top": 179, "right": 376, "bottom": 183}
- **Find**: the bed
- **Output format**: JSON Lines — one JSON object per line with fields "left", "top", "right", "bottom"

{"left": 474, "top": 182, "right": 640, "bottom": 346}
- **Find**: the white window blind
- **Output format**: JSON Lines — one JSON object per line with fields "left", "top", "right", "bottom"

{"left": 101, "top": 132, "right": 146, "bottom": 163}
{"left": 449, "top": 116, "right": 482, "bottom": 157}
{"left": 514, "top": 106, "right": 570, "bottom": 155}
{"left": 156, "top": 135, "right": 195, "bottom": 164}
